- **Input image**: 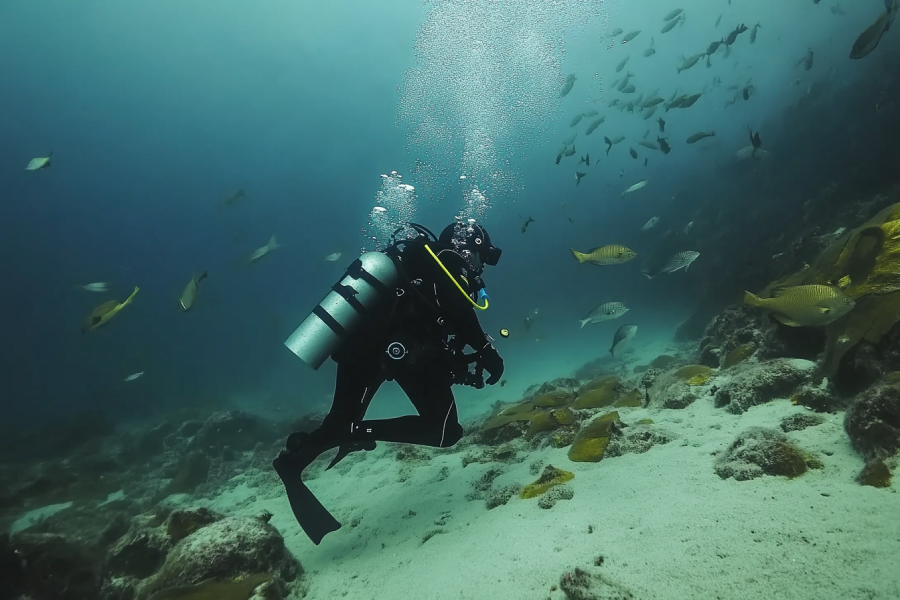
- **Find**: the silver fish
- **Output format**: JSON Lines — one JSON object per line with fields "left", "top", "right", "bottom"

{"left": 663, "top": 9, "right": 683, "bottom": 21}
{"left": 583, "top": 110, "right": 599, "bottom": 117}
{"left": 247, "top": 235, "right": 281, "bottom": 263}
{"left": 611, "top": 28, "right": 624, "bottom": 36}
{"left": 561, "top": 74, "right": 577, "bottom": 97}
{"left": 623, "top": 30, "right": 641, "bottom": 43}
{"left": 639, "top": 140, "right": 660, "bottom": 150}
{"left": 570, "top": 114, "right": 585, "bottom": 127}
{"left": 580, "top": 302, "right": 629, "bottom": 329}
{"left": 616, "top": 56, "right": 630, "bottom": 72}
{"left": 661, "top": 16, "right": 682, "bottom": 33}
{"left": 25, "top": 151, "right": 52, "bottom": 171}
{"left": 644, "top": 48, "right": 657, "bottom": 57}
{"left": 622, "top": 179, "right": 649, "bottom": 195}
{"left": 123, "top": 371, "right": 144, "bottom": 382}
{"left": 78, "top": 282, "right": 110, "bottom": 293}
{"left": 642, "top": 251, "right": 699, "bottom": 279}
{"left": 325, "top": 251, "right": 344, "bottom": 262}
{"left": 850, "top": 0, "right": 897, "bottom": 59}
{"left": 677, "top": 53, "right": 705, "bottom": 73}
{"left": 586, "top": 117, "right": 605, "bottom": 135}
{"left": 641, "top": 216, "right": 659, "bottom": 231}
{"left": 610, "top": 324, "right": 638, "bottom": 356}
{"left": 179, "top": 272, "right": 208, "bottom": 311}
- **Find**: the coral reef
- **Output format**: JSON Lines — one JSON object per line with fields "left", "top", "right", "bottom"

{"left": 605, "top": 422, "right": 672, "bottom": 458}
{"left": 857, "top": 459, "right": 892, "bottom": 488}
{"left": 520, "top": 465, "right": 575, "bottom": 499}
{"left": 779, "top": 412, "right": 826, "bottom": 432}
{"left": 714, "top": 358, "right": 816, "bottom": 414}
{"left": 715, "top": 427, "right": 822, "bottom": 480}
{"left": 537, "top": 485, "right": 574, "bottom": 509}
{"left": 568, "top": 412, "right": 620, "bottom": 462}
{"left": 559, "top": 567, "right": 634, "bottom": 600}
{"left": 844, "top": 383, "right": 900, "bottom": 460}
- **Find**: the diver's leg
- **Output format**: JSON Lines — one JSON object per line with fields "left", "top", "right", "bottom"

{"left": 348, "top": 366, "right": 463, "bottom": 448}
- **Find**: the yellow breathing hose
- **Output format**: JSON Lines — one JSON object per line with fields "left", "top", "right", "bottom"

{"left": 425, "top": 244, "right": 489, "bottom": 310}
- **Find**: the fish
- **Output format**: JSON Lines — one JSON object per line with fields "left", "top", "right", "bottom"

{"left": 521, "top": 216, "right": 535, "bottom": 233}
{"left": 639, "top": 140, "right": 659, "bottom": 151}
{"left": 683, "top": 221, "right": 694, "bottom": 235}
{"left": 576, "top": 171, "right": 588, "bottom": 187}
{"left": 586, "top": 118, "right": 605, "bottom": 135}
{"left": 563, "top": 132, "right": 578, "bottom": 145}
{"left": 742, "top": 85, "right": 753, "bottom": 100}
{"left": 604, "top": 136, "right": 614, "bottom": 155}
{"left": 622, "top": 179, "right": 649, "bottom": 196}
{"left": 124, "top": 371, "right": 144, "bottom": 382}
{"left": 616, "top": 56, "right": 630, "bottom": 72}
{"left": 642, "top": 251, "right": 699, "bottom": 279}
{"left": 798, "top": 49, "right": 814, "bottom": 71}
{"left": 610, "top": 324, "right": 638, "bottom": 356}
{"left": 658, "top": 137, "right": 671, "bottom": 154}
{"left": 641, "top": 216, "right": 659, "bottom": 231}
{"left": 748, "top": 127, "right": 762, "bottom": 157}
{"left": 644, "top": 48, "right": 657, "bottom": 57}
{"left": 850, "top": 0, "right": 897, "bottom": 59}
{"left": 569, "top": 245, "right": 637, "bottom": 266}
{"left": 621, "top": 85, "right": 636, "bottom": 94}
{"left": 686, "top": 131, "right": 715, "bottom": 144}
{"left": 617, "top": 75, "right": 631, "bottom": 91}
{"left": 560, "top": 74, "right": 577, "bottom": 97}
{"left": 707, "top": 39, "right": 724, "bottom": 55}
{"left": 78, "top": 282, "right": 110, "bottom": 293}
{"left": 724, "top": 23, "right": 748, "bottom": 45}
{"left": 564, "top": 145, "right": 576, "bottom": 157}
{"left": 580, "top": 302, "right": 630, "bottom": 329}
{"left": 372, "top": 206, "right": 387, "bottom": 213}
{"left": 750, "top": 23, "right": 761, "bottom": 43}
{"left": 630, "top": 148, "right": 638, "bottom": 159}
{"left": 222, "top": 189, "right": 245, "bottom": 207}
{"left": 661, "top": 16, "right": 682, "bottom": 33}
{"left": 831, "top": 4, "right": 846, "bottom": 15}
{"left": 556, "top": 153, "right": 563, "bottom": 165}
{"left": 743, "top": 285, "right": 855, "bottom": 327}
{"left": 81, "top": 286, "right": 139, "bottom": 334}
{"left": 663, "top": 9, "right": 683, "bottom": 21}
{"left": 658, "top": 117, "right": 666, "bottom": 132}
{"left": 643, "top": 106, "right": 659, "bottom": 120}
{"left": 179, "top": 271, "right": 208, "bottom": 312}
{"left": 611, "top": 135, "right": 626, "bottom": 144}
{"left": 325, "top": 249, "right": 345, "bottom": 262}
{"left": 677, "top": 53, "right": 705, "bottom": 74}
{"left": 579, "top": 155, "right": 588, "bottom": 165}
{"left": 611, "top": 28, "right": 624, "bottom": 36}
{"left": 679, "top": 93, "right": 702, "bottom": 108}
{"left": 736, "top": 145, "right": 769, "bottom": 161}
{"left": 583, "top": 110, "right": 599, "bottom": 117}
{"left": 715, "top": 14, "right": 722, "bottom": 27}
{"left": 641, "top": 96, "right": 664, "bottom": 109}
{"left": 25, "top": 152, "right": 52, "bottom": 171}
{"left": 570, "top": 114, "right": 585, "bottom": 127}
{"left": 623, "top": 30, "right": 641, "bottom": 43}
{"left": 247, "top": 235, "right": 281, "bottom": 263}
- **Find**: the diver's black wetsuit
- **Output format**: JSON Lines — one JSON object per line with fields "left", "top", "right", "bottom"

{"left": 314, "top": 239, "right": 499, "bottom": 450}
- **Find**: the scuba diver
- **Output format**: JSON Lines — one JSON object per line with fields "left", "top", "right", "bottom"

{"left": 274, "top": 220, "right": 504, "bottom": 544}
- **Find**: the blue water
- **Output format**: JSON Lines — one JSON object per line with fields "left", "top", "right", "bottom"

{"left": 1, "top": 0, "right": 896, "bottom": 428}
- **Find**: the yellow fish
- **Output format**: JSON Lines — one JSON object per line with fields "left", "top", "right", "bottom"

{"left": 744, "top": 284, "right": 854, "bottom": 327}
{"left": 570, "top": 245, "right": 637, "bottom": 266}
{"left": 81, "top": 286, "right": 139, "bottom": 334}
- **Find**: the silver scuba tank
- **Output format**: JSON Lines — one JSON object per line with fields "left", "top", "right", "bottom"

{"left": 284, "top": 251, "right": 400, "bottom": 370}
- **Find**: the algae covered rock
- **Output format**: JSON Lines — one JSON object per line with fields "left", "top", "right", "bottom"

{"left": 136, "top": 515, "right": 301, "bottom": 600}
{"left": 715, "top": 427, "right": 821, "bottom": 481}
{"left": 568, "top": 411, "right": 620, "bottom": 462}
{"left": 486, "top": 484, "right": 522, "bottom": 510}
{"left": 780, "top": 412, "right": 826, "bottom": 432}
{"left": 572, "top": 376, "right": 623, "bottom": 409}
{"left": 605, "top": 422, "right": 672, "bottom": 458}
{"left": 844, "top": 383, "right": 900, "bottom": 459}
{"left": 520, "top": 465, "right": 574, "bottom": 499}
{"left": 714, "top": 358, "right": 816, "bottom": 414}
{"left": 537, "top": 485, "right": 574, "bottom": 509}
{"left": 723, "top": 342, "right": 757, "bottom": 368}
{"left": 559, "top": 567, "right": 634, "bottom": 600}
{"left": 857, "top": 458, "right": 892, "bottom": 488}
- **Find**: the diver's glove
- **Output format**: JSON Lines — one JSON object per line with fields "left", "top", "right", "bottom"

{"left": 478, "top": 340, "right": 504, "bottom": 385}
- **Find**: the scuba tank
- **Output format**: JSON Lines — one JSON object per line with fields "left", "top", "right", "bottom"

{"left": 284, "top": 251, "right": 400, "bottom": 370}
{"left": 284, "top": 223, "right": 438, "bottom": 370}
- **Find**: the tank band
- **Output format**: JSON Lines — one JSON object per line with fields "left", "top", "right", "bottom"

{"left": 313, "top": 305, "right": 348, "bottom": 339}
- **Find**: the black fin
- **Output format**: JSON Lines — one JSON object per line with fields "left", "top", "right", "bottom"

{"left": 273, "top": 452, "right": 342, "bottom": 545}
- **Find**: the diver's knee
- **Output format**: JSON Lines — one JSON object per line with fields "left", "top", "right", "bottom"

{"left": 440, "top": 424, "right": 464, "bottom": 447}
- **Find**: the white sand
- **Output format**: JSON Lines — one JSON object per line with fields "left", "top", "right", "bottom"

{"left": 201, "top": 354, "right": 900, "bottom": 600}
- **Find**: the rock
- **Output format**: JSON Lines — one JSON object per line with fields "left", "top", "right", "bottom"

{"left": 163, "top": 452, "right": 209, "bottom": 496}
{"left": 135, "top": 516, "right": 301, "bottom": 600}
{"left": 520, "top": 465, "right": 574, "bottom": 499}
{"left": 538, "top": 485, "right": 574, "bottom": 509}
{"left": 780, "top": 412, "right": 826, "bottom": 432}
{"left": 396, "top": 445, "right": 432, "bottom": 463}
{"left": 10, "top": 532, "right": 102, "bottom": 600}
{"left": 715, "top": 427, "right": 820, "bottom": 481}
{"left": 857, "top": 458, "right": 893, "bottom": 488}
{"left": 568, "top": 412, "right": 620, "bottom": 462}
{"left": 714, "top": 358, "right": 816, "bottom": 414}
{"left": 485, "top": 484, "right": 521, "bottom": 510}
{"left": 605, "top": 423, "right": 672, "bottom": 457}
{"left": 165, "top": 508, "right": 220, "bottom": 542}
{"left": 559, "top": 567, "right": 634, "bottom": 600}
{"left": 790, "top": 381, "right": 845, "bottom": 412}
{"left": 844, "top": 383, "right": 900, "bottom": 459}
